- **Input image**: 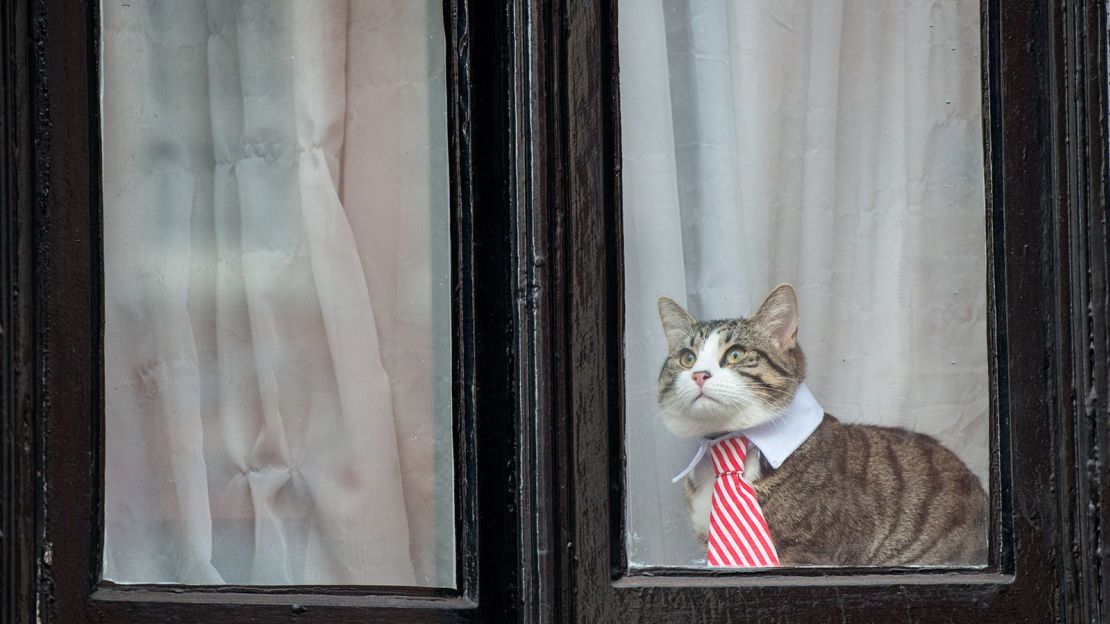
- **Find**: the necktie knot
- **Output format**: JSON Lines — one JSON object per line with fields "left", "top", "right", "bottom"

{"left": 709, "top": 436, "right": 748, "bottom": 477}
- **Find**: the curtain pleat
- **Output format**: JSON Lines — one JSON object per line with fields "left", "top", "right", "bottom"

{"left": 340, "top": 1, "right": 452, "bottom": 587}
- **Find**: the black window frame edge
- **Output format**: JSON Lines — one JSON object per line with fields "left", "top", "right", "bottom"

{"left": 1, "top": 0, "right": 539, "bottom": 622}
{"left": 1, "top": 0, "right": 34, "bottom": 621}
{"left": 1054, "top": 0, "right": 1109, "bottom": 617}
{"left": 546, "top": 0, "right": 1109, "bottom": 621}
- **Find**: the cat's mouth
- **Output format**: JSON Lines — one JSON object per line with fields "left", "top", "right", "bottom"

{"left": 692, "top": 393, "right": 722, "bottom": 406}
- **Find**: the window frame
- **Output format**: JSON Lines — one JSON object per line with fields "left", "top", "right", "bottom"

{"left": 546, "top": 0, "right": 1109, "bottom": 621}
{"left": 2, "top": 0, "right": 537, "bottom": 621}
{"left": 0, "top": 0, "right": 34, "bottom": 621}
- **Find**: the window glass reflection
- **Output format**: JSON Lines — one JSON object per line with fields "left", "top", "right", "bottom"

{"left": 101, "top": 0, "right": 454, "bottom": 586}
{"left": 621, "top": 0, "right": 988, "bottom": 569}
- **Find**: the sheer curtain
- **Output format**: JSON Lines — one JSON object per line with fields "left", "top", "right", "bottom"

{"left": 102, "top": 0, "right": 452, "bottom": 586}
{"left": 621, "top": 0, "right": 987, "bottom": 566}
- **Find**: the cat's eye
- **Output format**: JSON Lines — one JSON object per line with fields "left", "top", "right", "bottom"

{"left": 678, "top": 350, "right": 697, "bottom": 368}
{"left": 724, "top": 348, "right": 747, "bottom": 365}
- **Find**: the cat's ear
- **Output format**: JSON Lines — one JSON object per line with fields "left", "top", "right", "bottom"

{"left": 753, "top": 284, "right": 799, "bottom": 351}
{"left": 657, "top": 296, "right": 696, "bottom": 349}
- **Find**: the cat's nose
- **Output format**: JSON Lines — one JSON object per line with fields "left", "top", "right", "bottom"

{"left": 692, "top": 371, "right": 712, "bottom": 388}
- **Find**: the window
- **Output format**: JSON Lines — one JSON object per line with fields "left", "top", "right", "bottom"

{"left": 100, "top": 1, "right": 454, "bottom": 588}
{"left": 620, "top": 0, "right": 990, "bottom": 571}
{"left": 1, "top": 0, "right": 1106, "bottom": 622}
{"left": 554, "top": 0, "right": 1107, "bottom": 621}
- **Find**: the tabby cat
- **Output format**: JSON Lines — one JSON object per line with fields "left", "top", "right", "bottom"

{"left": 657, "top": 284, "right": 987, "bottom": 566}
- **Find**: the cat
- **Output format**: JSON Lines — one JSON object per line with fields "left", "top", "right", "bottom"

{"left": 657, "top": 284, "right": 988, "bottom": 566}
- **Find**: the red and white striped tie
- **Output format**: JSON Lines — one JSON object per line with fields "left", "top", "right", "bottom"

{"left": 706, "top": 436, "right": 780, "bottom": 567}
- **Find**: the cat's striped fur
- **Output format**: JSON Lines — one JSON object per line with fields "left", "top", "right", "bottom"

{"left": 658, "top": 284, "right": 987, "bottom": 566}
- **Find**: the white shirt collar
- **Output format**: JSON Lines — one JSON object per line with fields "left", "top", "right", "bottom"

{"left": 670, "top": 383, "right": 825, "bottom": 483}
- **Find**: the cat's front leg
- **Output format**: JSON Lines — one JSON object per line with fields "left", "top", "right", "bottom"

{"left": 744, "top": 446, "right": 762, "bottom": 481}
{"left": 685, "top": 462, "right": 715, "bottom": 547}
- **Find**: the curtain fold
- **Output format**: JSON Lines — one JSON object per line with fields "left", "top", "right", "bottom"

{"left": 340, "top": 2, "right": 453, "bottom": 586}
{"left": 103, "top": 0, "right": 450, "bottom": 586}
{"left": 622, "top": 0, "right": 987, "bottom": 567}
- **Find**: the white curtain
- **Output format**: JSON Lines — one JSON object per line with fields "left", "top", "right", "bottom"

{"left": 621, "top": 0, "right": 987, "bottom": 567}
{"left": 102, "top": 0, "right": 453, "bottom": 586}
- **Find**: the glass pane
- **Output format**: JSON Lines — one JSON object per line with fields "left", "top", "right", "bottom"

{"left": 620, "top": 0, "right": 988, "bottom": 569}
{"left": 100, "top": 0, "right": 454, "bottom": 586}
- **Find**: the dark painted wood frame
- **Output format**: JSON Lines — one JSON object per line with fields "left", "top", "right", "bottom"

{"left": 547, "top": 0, "right": 1109, "bottom": 621}
{"left": 3, "top": 0, "right": 1109, "bottom": 622}
{"left": 1, "top": 0, "right": 34, "bottom": 621}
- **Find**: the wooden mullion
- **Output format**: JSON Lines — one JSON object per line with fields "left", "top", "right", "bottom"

{"left": 1070, "top": 0, "right": 1110, "bottom": 620}
{"left": 1, "top": 0, "right": 36, "bottom": 621}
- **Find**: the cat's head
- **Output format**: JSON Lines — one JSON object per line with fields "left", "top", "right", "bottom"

{"left": 656, "top": 284, "right": 806, "bottom": 437}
